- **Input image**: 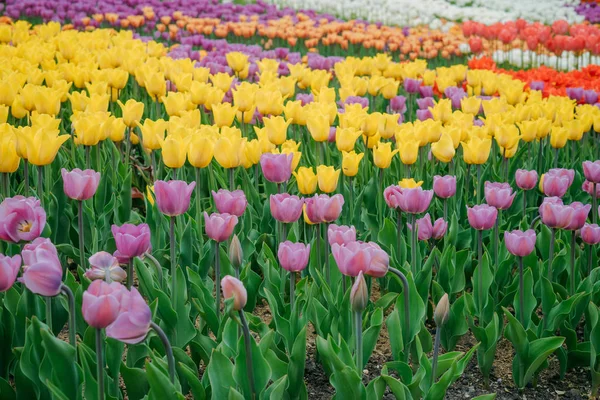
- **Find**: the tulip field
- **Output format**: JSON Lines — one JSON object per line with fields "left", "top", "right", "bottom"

{"left": 2, "top": 1, "right": 600, "bottom": 399}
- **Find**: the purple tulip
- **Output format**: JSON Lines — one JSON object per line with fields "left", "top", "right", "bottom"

{"left": 154, "top": 180, "right": 196, "bottom": 216}
{"left": 504, "top": 229, "right": 536, "bottom": 257}
{"left": 432, "top": 218, "right": 448, "bottom": 239}
{"left": 515, "top": 169, "right": 538, "bottom": 190}
{"left": 270, "top": 194, "right": 304, "bottom": 223}
{"left": 467, "top": 204, "right": 498, "bottom": 230}
{"left": 433, "top": 175, "right": 456, "bottom": 199}
{"left": 417, "top": 97, "right": 435, "bottom": 110}
{"left": 82, "top": 280, "right": 124, "bottom": 329}
{"left": 61, "top": 168, "right": 101, "bottom": 201}
{"left": 485, "top": 182, "right": 516, "bottom": 210}
{"left": 19, "top": 238, "right": 63, "bottom": 296}
{"left": 212, "top": 189, "right": 247, "bottom": 217}
{"left": 543, "top": 169, "right": 574, "bottom": 197}
{"left": 204, "top": 212, "right": 238, "bottom": 242}
{"left": 106, "top": 286, "right": 152, "bottom": 344}
{"left": 389, "top": 96, "right": 407, "bottom": 113}
{"left": 563, "top": 202, "right": 591, "bottom": 231}
{"left": 539, "top": 197, "right": 572, "bottom": 229}
{"left": 327, "top": 224, "right": 356, "bottom": 246}
{"left": 85, "top": 251, "right": 127, "bottom": 283}
{"left": 416, "top": 109, "right": 433, "bottom": 121}
{"left": 304, "top": 194, "right": 344, "bottom": 223}
{"left": 277, "top": 241, "right": 310, "bottom": 272}
{"left": 0, "top": 254, "right": 21, "bottom": 292}
{"left": 581, "top": 223, "right": 600, "bottom": 245}
{"left": 111, "top": 223, "right": 151, "bottom": 259}
{"left": 583, "top": 161, "right": 600, "bottom": 184}
{"left": 419, "top": 86, "right": 434, "bottom": 98}
{"left": 397, "top": 187, "right": 434, "bottom": 214}
{"left": 260, "top": 153, "right": 293, "bottom": 184}
{"left": 404, "top": 78, "right": 421, "bottom": 94}
{"left": 0, "top": 196, "right": 46, "bottom": 243}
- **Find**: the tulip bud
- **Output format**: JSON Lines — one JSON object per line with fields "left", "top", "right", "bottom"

{"left": 221, "top": 275, "right": 247, "bottom": 311}
{"left": 434, "top": 293, "right": 450, "bottom": 326}
{"left": 229, "top": 234, "right": 243, "bottom": 271}
{"left": 351, "top": 271, "right": 369, "bottom": 312}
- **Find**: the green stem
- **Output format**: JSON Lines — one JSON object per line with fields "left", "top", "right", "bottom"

{"left": 37, "top": 166, "right": 43, "bottom": 207}
{"left": 290, "top": 271, "right": 295, "bottom": 310}
{"left": 431, "top": 328, "right": 441, "bottom": 386}
{"left": 476, "top": 164, "right": 482, "bottom": 203}
{"left": 170, "top": 216, "right": 176, "bottom": 297}
{"left": 570, "top": 230, "right": 576, "bottom": 296}
{"left": 477, "top": 229, "right": 483, "bottom": 323}
{"left": 96, "top": 328, "right": 105, "bottom": 400}
{"left": 24, "top": 160, "right": 29, "bottom": 196}
{"left": 325, "top": 224, "right": 330, "bottom": 285}
{"left": 78, "top": 200, "right": 86, "bottom": 270}
{"left": 388, "top": 267, "right": 410, "bottom": 338}
{"left": 355, "top": 310, "right": 363, "bottom": 373}
{"left": 518, "top": 256, "right": 525, "bottom": 327}
{"left": 593, "top": 183, "right": 597, "bottom": 225}
{"left": 229, "top": 168, "right": 235, "bottom": 191}
{"left": 150, "top": 321, "right": 175, "bottom": 384}
{"left": 239, "top": 310, "right": 256, "bottom": 400}
{"left": 85, "top": 146, "right": 91, "bottom": 170}
{"left": 126, "top": 259, "right": 133, "bottom": 289}
{"left": 215, "top": 241, "right": 221, "bottom": 324}
{"left": 61, "top": 284, "right": 77, "bottom": 356}
{"left": 548, "top": 228, "right": 555, "bottom": 282}
{"left": 45, "top": 296, "right": 52, "bottom": 333}
{"left": 396, "top": 210, "right": 402, "bottom": 257}
{"left": 411, "top": 214, "right": 417, "bottom": 276}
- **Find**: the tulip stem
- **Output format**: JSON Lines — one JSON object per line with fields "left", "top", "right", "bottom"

{"left": 37, "top": 166, "right": 44, "bottom": 207}
{"left": 290, "top": 271, "right": 295, "bottom": 310}
{"left": 170, "top": 216, "right": 176, "bottom": 297}
{"left": 229, "top": 168, "right": 234, "bottom": 191}
{"left": 316, "top": 225, "right": 321, "bottom": 275}
{"left": 465, "top": 164, "right": 470, "bottom": 205}
{"left": 553, "top": 148, "right": 558, "bottom": 169}
{"left": 126, "top": 259, "right": 133, "bottom": 289}
{"left": 593, "top": 183, "right": 597, "bottom": 225}
{"left": 548, "top": 228, "right": 555, "bottom": 282}
{"left": 570, "top": 230, "right": 576, "bottom": 296}
{"left": 325, "top": 225, "right": 330, "bottom": 285}
{"left": 443, "top": 199, "right": 448, "bottom": 222}
{"left": 85, "top": 146, "right": 91, "bottom": 170}
{"left": 45, "top": 296, "right": 52, "bottom": 333}
{"left": 61, "top": 284, "right": 77, "bottom": 354}
{"left": 477, "top": 229, "right": 483, "bottom": 324}
{"left": 537, "top": 139, "right": 544, "bottom": 175}
{"left": 238, "top": 310, "right": 256, "bottom": 400}
{"left": 396, "top": 210, "right": 403, "bottom": 258}
{"left": 493, "top": 211, "right": 500, "bottom": 270}
{"left": 95, "top": 328, "right": 105, "bottom": 400}
{"left": 24, "top": 160, "right": 30, "bottom": 196}
{"left": 215, "top": 241, "right": 221, "bottom": 325}
{"left": 0, "top": 173, "right": 6, "bottom": 199}
{"left": 125, "top": 127, "right": 132, "bottom": 168}
{"left": 522, "top": 191, "right": 527, "bottom": 220}
{"left": 144, "top": 253, "right": 164, "bottom": 290}
{"left": 354, "top": 310, "right": 363, "bottom": 374}
{"left": 389, "top": 267, "right": 410, "bottom": 340}
{"left": 410, "top": 214, "right": 417, "bottom": 276}
{"left": 518, "top": 256, "right": 525, "bottom": 327}
{"left": 349, "top": 177, "right": 354, "bottom": 226}
{"left": 78, "top": 200, "right": 86, "bottom": 270}
{"left": 431, "top": 326, "right": 441, "bottom": 387}
{"left": 476, "top": 164, "right": 482, "bottom": 203}
{"left": 150, "top": 321, "right": 175, "bottom": 384}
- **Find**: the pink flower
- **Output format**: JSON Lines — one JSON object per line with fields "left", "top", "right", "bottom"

{"left": 351, "top": 271, "right": 368, "bottom": 311}
{"left": 384, "top": 185, "right": 403, "bottom": 209}
{"left": 82, "top": 280, "right": 125, "bottom": 329}
{"left": 278, "top": 241, "right": 310, "bottom": 272}
{"left": 106, "top": 286, "right": 151, "bottom": 344}
{"left": 221, "top": 275, "right": 247, "bottom": 311}
{"left": 539, "top": 197, "right": 572, "bottom": 229}
{"left": 582, "top": 180, "right": 600, "bottom": 197}
{"left": 21, "top": 237, "right": 58, "bottom": 265}
{"left": 515, "top": 169, "right": 538, "bottom": 190}
{"left": 154, "top": 180, "right": 196, "bottom": 216}
{"left": 327, "top": 224, "right": 356, "bottom": 246}
{"left": 504, "top": 229, "right": 536, "bottom": 257}
{"left": 0, "top": 254, "right": 21, "bottom": 292}
{"left": 0, "top": 196, "right": 46, "bottom": 243}
{"left": 583, "top": 161, "right": 600, "bottom": 183}
{"left": 204, "top": 212, "right": 238, "bottom": 242}
{"left": 61, "top": 168, "right": 101, "bottom": 201}
{"left": 363, "top": 242, "right": 389, "bottom": 277}
{"left": 304, "top": 194, "right": 344, "bottom": 223}
{"left": 433, "top": 175, "right": 456, "bottom": 199}
{"left": 212, "top": 189, "right": 247, "bottom": 217}
{"left": 260, "top": 153, "right": 293, "bottom": 183}
{"left": 398, "top": 187, "right": 433, "bottom": 214}
{"left": 581, "top": 223, "right": 600, "bottom": 245}
{"left": 19, "top": 238, "right": 63, "bottom": 296}
{"left": 111, "top": 223, "right": 151, "bottom": 259}
{"left": 467, "top": 204, "right": 498, "bottom": 230}
{"left": 331, "top": 241, "right": 389, "bottom": 277}
{"left": 563, "top": 202, "right": 591, "bottom": 231}
{"left": 543, "top": 169, "right": 574, "bottom": 197}
{"left": 485, "top": 182, "right": 516, "bottom": 210}
{"left": 85, "top": 251, "right": 127, "bottom": 283}
{"left": 409, "top": 213, "right": 433, "bottom": 241}
{"left": 270, "top": 194, "right": 304, "bottom": 223}
{"left": 432, "top": 218, "right": 448, "bottom": 239}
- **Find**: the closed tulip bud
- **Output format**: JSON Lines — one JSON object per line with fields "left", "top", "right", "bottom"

{"left": 221, "top": 275, "right": 247, "bottom": 311}
{"left": 226, "top": 52, "right": 249, "bottom": 73}
{"left": 117, "top": 99, "right": 144, "bottom": 128}
{"left": 434, "top": 293, "right": 450, "bottom": 326}
{"left": 328, "top": 224, "right": 357, "bottom": 246}
{"left": 278, "top": 241, "right": 310, "bottom": 272}
{"left": 336, "top": 127, "right": 362, "bottom": 152}
{"left": 204, "top": 212, "right": 238, "bottom": 242}
{"left": 581, "top": 223, "right": 600, "bottom": 245}
{"left": 82, "top": 280, "right": 125, "bottom": 328}
{"left": 304, "top": 194, "right": 344, "bottom": 224}
{"left": 214, "top": 132, "right": 245, "bottom": 169}
{"left": 374, "top": 142, "right": 399, "bottom": 169}
{"left": 431, "top": 133, "right": 455, "bottom": 163}
{"left": 550, "top": 126, "right": 569, "bottom": 149}
{"left": 542, "top": 169, "right": 574, "bottom": 198}
{"left": 21, "top": 129, "right": 69, "bottom": 166}
{"left": 342, "top": 151, "right": 364, "bottom": 177}
{"left": 485, "top": 182, "right": 516, "bottom": 210}
{"left": 0, "top": 254, "right": 21, "bottom": 292}
{"left": 317, "top": 165, "right": 340, "bottom": 193}
{"left": 61, "top": 168, "right": 101, "bottom": 201}
{"left": 467, "top": 204, "right": 498, "bottom": 230}
{"left": 504, "top": 229, "right": 536, "bottom": 257}
{"left": 563, "top": 202, "right": 591, "bottom": 231}
{"left": 160, "top": 135, "right": 189, "bottom": 169}
{"left": 264, "top": 116, "right": 292, "bottom": 146}
{"left": 351, "top": 271, "right": 369, "bottom": 312}
{"left": 229, "top": 234, "right": 243, "bottom": 270}
{"left": 515, "top": 169, "right": 538, "bottom": 190}
{"left": 154, "top": 180, "right": 195, "bottom": 216}
{"left": 293, "top": 167, "right": 318, "bottom": 195}
{"left": 461, "top": 136, "right": 491, "bottom": 165}
{"left": 410, "top": 213, "right": 433, "bottom": 241}
{"left": 85, "top": 251, "right": 127, "bottom": 283}
{"left": 433, "top": 175, "right": 456, "bottom": 199}
{"left": 432, "top": 218, "right": 448, "bottom": 240}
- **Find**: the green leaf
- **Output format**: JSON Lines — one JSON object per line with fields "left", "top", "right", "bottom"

{"left": 425, "top": 344, "right": 479, "bottom": 400}
{"left": 120, "top": 364, "right": 149, "bottom": 400}
{"left": 177, "top": 362, "right": 205, "bottom": 400}
{"left": 147, "top": 360, "right": 184, "bottom": 400}
{"left": 513, "top": 267, "right": 536, "bottom": 330}
{"left": 362, "top": 308, "right": 383, "bottom": 370}
{"left": 234, "top": 330, "right": 271, "bottom": 399}
{"left": 287, "top": 327, "right": 307, "bottom": 399}
{"left": 40, "top": 328, "right": 80, "bottom": 400}
{"left": 207, "top": 350, "right": 236, "bottom": 399}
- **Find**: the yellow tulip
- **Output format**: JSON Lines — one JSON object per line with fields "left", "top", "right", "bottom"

{"left": 564, "top": 119, "right": 585, "bottom": 141}
{"left": 380, "top": 80, "right": 399, "bottom": 100}
{"left": 0, "top": 77, "right": 22, "bottom": 106}
{"left": 495, "top": 124, "right": 520, "bottom": 149}
{"left": 293, "top": 167, "right": 318, "bottom": 195}
{"left": 516, "top": 121, "right": 537, "bottom": 143}
{"left": 160, "top": 134, "right": 189, "bottom": 169}
{"left": 398, "top": 178, "right": 423, "bottom": 188}
{"left": 11, "top": 97, "right": 28, "bottom": 119}
{"left": 161, "top": 92, "right": 192, "bottom": 117}
{"left": 68, "top": 91, "right": 90, "bottom": 112}
{"left": 430, "top": 99, "right": 453, "bottom": 124}
{"left": 461, "top": 96, "right": 482, "bottom": 115}
{"left": 283, "top": 100, "right": 305, "bottom": 126}
{"left": 431, "top": 133, "right": 455, "bottom": 163}
{"left": 106, "top": 117, "right": 127, "bottom": 142}
{"left": 336, "top": 127, "right": 362, "bottom": 152}
{"left": 461, "top": 136, "right": 491, "bottom": 165}
{"left": 550, "top": 126, "right": 569, "bottom": 149}
{"left": 242, "top": 139, "right": 262, "bottom": 168}
{"left": 254, "top": 127, "right": 276, "bottom": 153}
{"left": 210, "top": 73, "right": 235, "bottom": 93}
{"left": 188, "top": 134, "right": 215, "bottom": 168}
{"left": 0, "top": 126, "right": 20, "bottom": 173}
{"left": 138, "top": 119, "right": 167, "bottom": 151}
{"left": 204, "top": 88, "right": 225, "bottom": 111}
{"left": 306, "top": 112, "right": 330, "bottom": 142}
{"left": 397, "top": 138, "right": 419, "bottom": 165}
{"left": 379, "top": 114, "right": 400, "bottom": 140}
{"left": 33, "top": 87, "right": 62, "bottom": 116}
{"left": 85, "top": 93, "right": 110, "bottom": 113}
{"left": 145, "top": 72, "right": 167, "bottom": 100}
{"left": 212, "top": 103, "right": 238, "bottom": 128}
{"left": 263, "top": 116, "right": 292, "bottom": 146}
{"left": 362, "top": 112, "right": 383, "bottom": 137}
{"left": 373, "top": 142, "right": 399, "bottom": 169}
{"left": 317, "top": 165, "right": 340, "bottom": 193}
{"left": 256, "top": 89, "right": 284, "bottom": 116}
{"left": 118, "top": 99, "right": 144, "bottom": 127}
{"left": 31, "top": 113, "right": 60, "bottom": 132}
{"left": 22, "top": 128, "right": 69, "bottom": 166}
{"left": 232, "top": 82, "right": 256, "bottom": 113}
{"left": 189, "top": 81, "right": 210, "bottom": 106}
{"left": 214, "top": 131, "right": 245, "bottom": 169}
{"left": 278, "top": 76, "right": 297, "bottom": 99}
{"left": 342, "top": 151, "right": 364, "bottom": 177}
{"left": 0, "top": 105, "right": 8, "bottom": 124}
{"left": 73, "top": 112, "right": 109, "bottom": 146}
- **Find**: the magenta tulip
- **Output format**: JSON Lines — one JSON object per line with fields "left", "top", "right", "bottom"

{"left": 504, "top": 229, "right": 537, "bottom": 257}
{"left": 82, "top": 280, "right": 124, "bottom": 329}
{"left": 304, "top": 194, "right": 344, "bottom": 223}
{"left": 467, "top": 204, "right": 498, "bottom": 230}
{"left": 278, "top": 241, "right": 311, "bottom": 272}
{"left": 154, "top": 180, "right": 196, "bottom": 216}
{"left": 539, "top": 197, "right": 572, "bottom": 229}
{"left": 581, "top": 223, "right": 600, "bottom": 245}
{"left": 384, "top": 185, "right": 403, "bottom": 209}
{"left": 0, "top": 254, "right": 21, "bottom": 292}
{"left": 433, "top": 175, "right": 456, "bottom": 198}
{"left": 85, "top": 251, "right": 127, "bottom": 283}
{"left": 327, "top": 224, "right": 356, "bottom": 246}
{"left": 106, "top": 287, "right": 152, "bottom": 344}
{"left": 270, "top": 194, "right": 304, "bottom": 223}
{"left": 563, "top": 202, "right": 591, "bottom": 230}
{"left": 260, "top": 153, "right": 293, "bottom": 183}
{"left": 398, "top": 187, "right": 434, "bottom": 214}
{"left": 221, "top": 275, "right": 247, "bottom": 311}
{"left": 61, "top": 168, "right": 101, "bottom": 201}
{"left": 0, "top": 196, "right": 46, "bottom": 243}
{"left": 204, "top": 212, "right": 238, "bottom": 242}
{"left": 20, "top": 238, "right": 63, "bottom": 296}
{"left": 543, "top": 169, "right": 574, "bottom": 197}
{"left": 404, "top": 78, "right": 421, "bottom": 94}
{"left": 515, "top": 169, "right": 538, "bottom": 190}
{"left": 111, "top": 223, "right": 151, "bottom": 259}
{"left": 432, "top": 218, "right": 448, "bottom": 240}
{"left": 583, "top": 161, "right": 600, "bottom": 183}
{"left": 485, "top": 182, "right": 516, "bottom": 210}
{"left": 212, "top": 189, "right": 248, "bottom": 217}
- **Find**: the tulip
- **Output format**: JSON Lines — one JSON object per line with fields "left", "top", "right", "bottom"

{"left": 293, "top": 167, "right": 318, "bottom": 195}
{"left": 373, "top": 142, "right": 399, "bottom": 169}
{"left": 106, "top": 286, "right": 152, "bottom": 344}
{"left": 263, "top": 116, "right": 292, "bottom": 146}
{"left": 212, "top": 189, "right": 247, "bottom": 217}
{"left": 404, "top": 78, "right": 421, "bottom": 94}
{"left": 485, "top": 182, "right": 516, "bottom": 210}
{"left": 154, "top": 180, "right": 195, "bottom": 217}
{"left": 539, "top": 197, "right": 572, "bottom": 229}
{"left": 317, "top": 165, "right": 340, "bottom": 193}
{"left": 221, "top": 275, "right": 247, "bottom": 311}
{"left": 433, "top": 175, "right": 456, "bottom": 199}
{"left": 399, "top": 179, "right": 424, "bottom": 189}
{"left": 515, "top": 169, "right": 538, "bottom": 190}
{"left": 431, "top": 133, "right": 455, "bottom": 163}
{"left": 260, "top": 153, "right": 293, "bottom": 185}
{"left": 304, "top": 194, "right": 344, "bottom": 224}
{"left": 0, "top": 130, "right": 20, "bottom": 175}
{"left": 467, "top": 204, "right": 498, "bottom": 231}
{"left": 82, "top": 280, "right": 124, "bottom": 329}
{"left": 160, "top": 135, "right": 189, "bottom": 170}
{"left": 397, "top": 139, "right": 419, "bottom": 165}
{"left": 331, "top": 241, "right": 370, "bottom": 277}
{"left": 117, "top": 100, "right": 144, "bottom": 128}
{"left": 226, "top": 52, "right": 249, "bottom": 74}
{"left": 336, "top": 127, "right": 362, "bottom": 152}
{"left": 212, "top": 103, "right": 238, "bottom": 128}
{"left": 21, "top": 128, "right": 69, "bottom": 166}
{"left": 351, "top": 270, "right": 368, "bottom": 372}
{"left": 585, "top": 161, "right": 600, "bottom": 184}
{"left": 306, "top": 112, "right": 330, "bottom": 143}
{"left": 409, "top": 213, "right": 433, "bottom": 241}
{"left": 342, "top": 151, "right": 364, "bottom": 177}
{"left": 20, "top": 238, "right": 63, "bottom": 296}
{"left": 188, "top": 134, "right": 214, "bottom": 169}
{"left": 328, "top": 224, "right": 356, "bottom": 246}
{"left": 61, "top": 168, "right": 100, "bottom": 201}
{"left": 461, "top": 136, "right": 491, "bottom": 165}
{"left": 0, "top": 196, "right": 46, "bottom": 243}
{"left": 504, "top": 230, "right": 537, "bottom": 257}
{"left": 542, "top": 169, "right": 574, "bottom": 197}
{"left": 398, "top": 187, "right": 434, "bottom": 214}
{"left": 85, "top": 251, "right": 127, "bottom": 283}
{"left": 563, "top": 202, "right": 591, "bottom": 231}
{"left": 111, "top": 223, "right": 151, "bottom": 260}
{"left": 384, "top": 185, "right": 403, "bottom": 209}
{"left": 270, "top": 194, "right": 304, "bottom": 223}
{"left": 278, "top": 241, "right": 311, "bottom": 273}
{"left": 0, "top": 254, "right": 21, "bottom": 292}
{"left": 214, "top": 130, "right": 245, "bottom": 169}
{"left": 582, "top": 223, "right": 600, "bottom": 245}
{"left": 431, "top": 292, "right": 449, "bottom": 383}
{"left": 432, "top": 218, "right": 448, "bottom": 240}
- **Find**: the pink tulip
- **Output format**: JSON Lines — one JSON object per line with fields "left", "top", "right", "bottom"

{"left": 563, "top": 202, "right": 591, "bottom": 230}
{"left": 154, "top": 180, "right": 196, "bottom": 216}
{"left": 433, "top": 175, "right": 456, "bottom": 199}
{"left": 19, "top": 238, "right": 63, "bottom": 296}
{"left": 384, "top": 185, "right": 403, "bottom": 209}
{"left": 260, "top": 153, "right": 293, "bottom": 183}
{"left": 0, "top": 196, "right": 46, "bottom": 243}
{"left": 467, "top": 204, "right": 498, "bottom": 230}
{"left": 270, "top": 194, "right": 304, "bottom": 223}
{"left": 82, "top": 280, "right": 124, "bottom": 329}
{"left": 485, "top": 182, "right": 516, "bottom": 210}
{"left": 504, "top": 229, "right": 536, "bottom": 257}
{"left": 409, "top": 214, "right": 433, "bottom": 241}
{"left": 515, "top": 169, "right": 538, "bottom": 190}
{"left": 543, "top": 169, "right": 574, "bottom": 197}
{"left": 332, "top": 241, "right": 388, "bottom": 277}
{"left": 61, "top": 168, "right": 101, "bottom": 201}
{"left": 212, "top": 189, "right": 247, "bottom": 217}
{"left": 221, "top": 275, "right": 247, "bottom": 311}
{"left": 398, "top": 187, "right": 433, "bottom": 214}
{"left": 581, "top": 223, "right": 600, "bottom": 245}
{"left": 583, "top": 180, "right": 600, "bottom": 197}
{"left": 327, "top": 224, "right": 356, "bottom": 246}
{"left": 21, "top": 237, "right": 58, "bottom": 265}
{"left": 106, "top": 286, "right": 152, "bottom": 344}
{"left": 363, "top": 242, "right": 389, "bottom": 277}
{"left": 0, "top": 254, "right": 21, "bottom": 292}
{"left": 111, "top": 223, "right": 151, "bottom": 259}
{"left": 432, "top": 218, "right": 448, "bottom": 239}
{"left": 204, "top": 212, "right": 238, "bottom": 242}
{"left": 583, "top": 161, "right": 600, "bottom": 183}
{"left": 85, "top": 251, "right": 127, "bottom": 283}
{"left": 539, "top": 197, "right": 572, "bottom": 229}
{"left": 278, "top": 241, "right": 311, "bottom": 272}
{"left": 304, "top": 194, "right": 344, "bottom": 223}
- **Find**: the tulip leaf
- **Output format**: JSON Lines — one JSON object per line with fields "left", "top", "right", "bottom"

{"left": 512, "top": 267, "right": 536, "bottom": 330}
{"left": 177, "top": 362, "right": 205, "bottom": 400}
{"left": 287, "top": 327, "right": 307, "bottom": 399}
{"left": 234, "top": 332, "right": 271, "bottom": 399}
{"left": 146, "top": 360, "right": 185, "bottom": 400}
{"left": 425, "top": 344, "right": 478, "bottom": 400}
{"left": 0, "top": 378, "right": 15, "bottom": 400}
{"left": 473, "top": 395, "right": 496, "bottom": 400}
{"left": 366, "top": 376, "right": 385, "bottom": 400}
{"left": 40, "top": 328, "right": 80, "bottom": 400}
{"left": 440, "top": 295, "right": 469, "bottom": 351}
{"left": 120, "top": 364, "right": 149, "bottom": 400}
{"left": 362, "top": 308, "right": 383, "bottom": 370}
{"left": 472, "top": 251, "right": 493, "bottom": 324}
{"left": 20, "top": 318, "right": 50, "bottom": 400}
{"left": 117, "top": 168, "right": 132, "bottom": 224}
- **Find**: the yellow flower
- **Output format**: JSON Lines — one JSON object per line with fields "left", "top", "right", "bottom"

{"left": 68, "top": 91, "right": 90, "bottom": 112}
{"left": 188, "top": 134, "right": 215, "bottom": 168}
{"left": 144, "top": 72, "right": 166, "bottom": 100}
{"left": 336, "top": 127, "right": 362, "bottom": 152}
{"left": 430, "top": 99, "right": 453, "bottom": 123}
{"left": 210, "top": 73, "right": 235, "bottom": 93}
{"left": 255, "top": 89, "right": 284, "bottom": 116}
{"left": 398, "top": 178, "right": 423, "bottom": 188}
{"left": 461, "top": 136, "right": 491, "bottom": 165}
{"left": 317, "top": 165, "right": 340, "bottom": 193}
{"left": 306, "top": 112, "right": 330, "bottom": 142}
{"left": 0, "top": 126, "right": 20, "bottom": 173}
{"left": 254, "top": 127, "right": 276, "bottom": 153}
{"left": 118, "top": 99, "right": 144, "bottom": 127}
{"left": 342, "top": 151, "right": 364, "bottom": 177}
{"left": 190, "top": 81, "right": 210, "bottom": 106}
{"left": 33, "top": 87, "right": 62, "bottom": 116}
{"left": 137, "top": 119, "right": 167, "bottom": 151}
{"left": 22, "top": 128, "right": 69, "bottom": 166}
{"left": 0, "top": 105, "right": 8, "bottom": 124}
{"left": 293, "top": 167, "right": 317, "bottom": 195}
{"left": 226, "top": 52, "right": 249, "bottom": 74}
{"left": 431, "top": 133, "right": 455, "bottom": 163}
{"left": 283, "top": 100, "right": 305, "bottom": 125}
{"left": 550, "top": 126, "right": 569, "bottom": 149}
{"left": 72, "top": 112, "right": 109, "bottom": 146}
{"left": 495, "top": 124, "right": 520, "bottom": 149}
{"left": 242, "top": 139, "right": 262, "bottom": 168}
{"left": 516, "top": 121, "right": 537, "bottom": 143}
{"left": 362, "top": 112, "right": 383, "bottom": 137}
{"left": 146, "top": 185, "right": 155, "bottom": 206}
{"left": 106, "top": 117, "right": 127, "bottom": 142}
{"left": 380, "top": 79, "right": 399, "bottom": 100}
{"left": 212, "top": 103, "right": 238, "bottom": 128}
{"left": 204, "top": 88, "right": 225, "bottom": 111}
{"left": 214, "top": 130, "right": 245, "bottom": 169}
{"left": 373, "top": 141, "right": 399, "bottom": 169}
{"left": 461, "top": 96, "right": 481, "bottom": 115}
{"left": 11, "top": 97, "right": 28, "bottom": 119}
{"left": 232, "top": 82, "right": 256, "bottom": 113}
{"left": 160, "top": 134, "right": 190, "bottom": 169}
{"left": 263, "top": 116, "right": 292, "bottom": 146}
